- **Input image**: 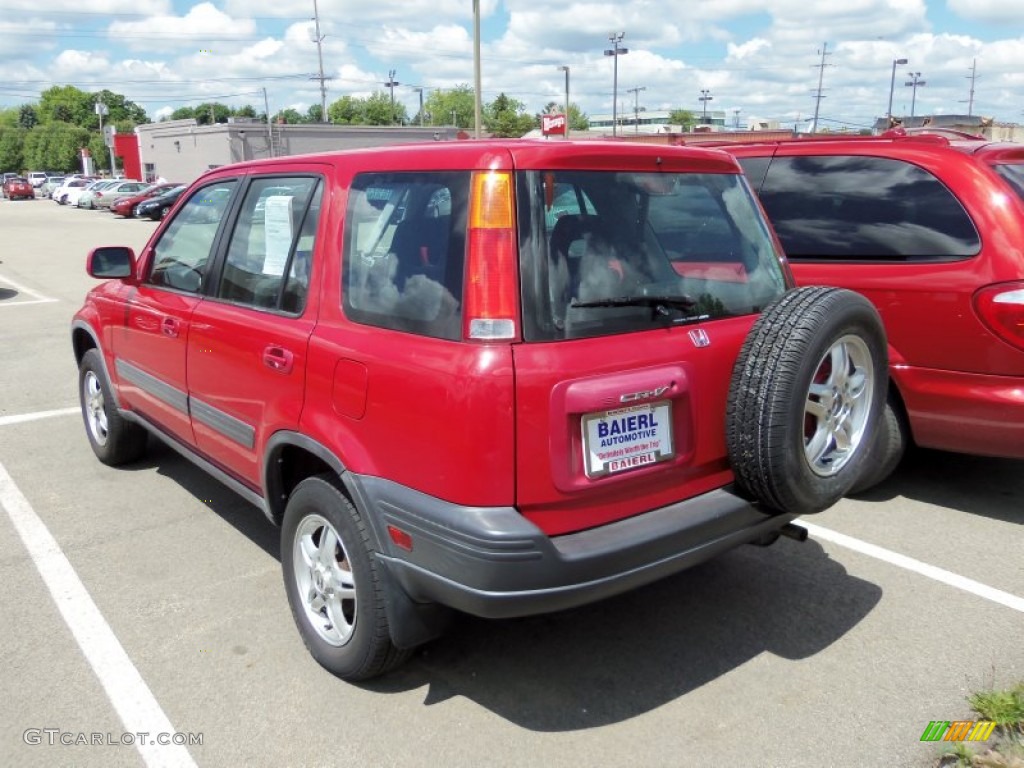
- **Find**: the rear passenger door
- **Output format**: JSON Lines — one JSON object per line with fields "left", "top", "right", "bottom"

{"left": 186, "top": 174, "right": 324, "bottom": 489}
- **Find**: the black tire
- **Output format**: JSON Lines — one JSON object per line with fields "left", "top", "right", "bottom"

{"left": 726, "top": 286, "right": 888, "bottom": 516}
{"left": 79, "top": 349, "right": 148, "bottom": 465}
{"left": 281, "top": 474, "right": 410, "bottom": 681}
{"left": 848, "top": 394, "right": 909, "bottom": 495}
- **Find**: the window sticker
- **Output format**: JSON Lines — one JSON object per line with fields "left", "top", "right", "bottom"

{"left": 263, "top": 196, "right": 295, "bottom": 275}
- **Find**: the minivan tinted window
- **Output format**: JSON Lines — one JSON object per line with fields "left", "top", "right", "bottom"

{"left": 743, "top": 155, "right": 980, "bottom": 261}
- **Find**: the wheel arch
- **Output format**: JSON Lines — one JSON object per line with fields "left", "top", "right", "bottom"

{"left": 263, "top": 432, "right": 382, "bottom": 547}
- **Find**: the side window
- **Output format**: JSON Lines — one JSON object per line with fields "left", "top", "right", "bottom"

{"left": 149, "top": 180, "right": 238, "bottom": 293}
{"left": 757, "top": 155, "right": 980, "bottom": 260}
{"left": 217, "top": 177, "right": 322, "bottom": 313}
{"left": 342, "top": 172, "right": 468, "bottom": 340}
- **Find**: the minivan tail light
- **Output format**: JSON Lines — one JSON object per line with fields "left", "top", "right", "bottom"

{"left": 974, "top": 282, "right": 1024, "bottom": 352}
{"left": 464, "top": 171, "right": 519, "bottom": 341}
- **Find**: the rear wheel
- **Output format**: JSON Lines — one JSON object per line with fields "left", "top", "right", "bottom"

{"left": 281, "top": 474, "right": 410, "bottom": 681}
{"left": 848, "top": 394, "right": 909, "bottom": 494}
{"left": 726, "top": 286, "right": 887, "bottom": 515}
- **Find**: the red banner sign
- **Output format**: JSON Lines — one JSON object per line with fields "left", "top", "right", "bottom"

{"left": 542, "top": 114, "right": 567, "bottom": 136}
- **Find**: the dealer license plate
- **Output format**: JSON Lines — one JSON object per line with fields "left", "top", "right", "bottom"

{"left": 581, "top": 400, "right": 675, "bottom": 478}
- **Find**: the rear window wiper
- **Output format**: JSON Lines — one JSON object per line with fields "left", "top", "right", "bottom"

{"left": 570, "top": 294, "right": 696, "bottom": 314}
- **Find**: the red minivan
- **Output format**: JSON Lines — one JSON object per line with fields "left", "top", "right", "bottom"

{"left": 72, "top": 140, "right": 886, "bottom": 679}
{"left": 726, "top": 132, "right": 1024, "bottom": 491}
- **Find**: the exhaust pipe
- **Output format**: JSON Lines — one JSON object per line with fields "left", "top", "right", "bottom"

{"left": 780, "top": 522, "right": 808, "bottom": 542}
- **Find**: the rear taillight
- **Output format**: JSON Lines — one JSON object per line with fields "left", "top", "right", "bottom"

{"left": 464, "top": 170, "right": 519, "bottom": 341}
{"left": 974, "top": 282, "right": 1024, "bottom": 352}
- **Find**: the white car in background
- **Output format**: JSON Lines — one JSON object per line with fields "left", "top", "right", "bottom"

{"left": 87, "top": 180, "right": 147, "bottom": 210}
{"left": 53, "top": 177, "right": 96, "bottom": 205}
{"left": 67, "top": 180, "right": 114, "bottom": 208}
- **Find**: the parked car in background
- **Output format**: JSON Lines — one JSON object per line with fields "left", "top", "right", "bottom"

{"left": 71, "top": 140, "right": 887, "bottom": 681}
{"left": 54, "top": 177, "right": 96, "bottom": 205}
{"left": 28, "top": 172, "right": 49, "bottom": 189}
{"left": 42, "top": 176, "right": 66, "bottom": 198}
{"left": 109, "top": 183, "right": 182, "bottom": 218}
{"left": 724, "top": 130, "right": 1024, "bottom": 492}
{"left": 89, "top": 181, "right": 148, "bottom": 210}
{"left": 74, "top": 180, "right": 120, "bottom": 209}
{"left": 2, "top": 176, "right": 35, "bottom": 200}
{"left": 134, "top": 184, "right": 187, "bottom": 219}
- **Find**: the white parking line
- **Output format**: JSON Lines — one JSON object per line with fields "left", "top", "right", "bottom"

{"left": 0, "top": 459, "right": 198, "bottom": 768}
{"left": 0, "top": 407, "right": 80, "bottom": 427}
{"left": 802, "top": 521, "right": 1024, "bottom": 614}
{"left": 0, "top": 274, "right": 58, "bottom": 305}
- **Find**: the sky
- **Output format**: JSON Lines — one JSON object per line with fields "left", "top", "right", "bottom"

{"left": 0, "top": 0, "right": 1022, "bottom": 131}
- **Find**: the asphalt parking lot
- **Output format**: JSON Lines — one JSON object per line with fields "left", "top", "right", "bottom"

{"left": 0, "top": 197, "right": 1021, "bottom": 768}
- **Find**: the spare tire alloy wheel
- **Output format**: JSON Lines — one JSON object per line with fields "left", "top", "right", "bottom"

{"left": 726, "top": 286, "right": 888, "bottom": 516}
{"left": 281, "top": 475, "right": 409, "bottom": 681}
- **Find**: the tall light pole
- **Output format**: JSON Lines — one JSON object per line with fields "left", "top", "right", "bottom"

{"left": 311, "top": 0, "right": 328, "bottom": 122}
{"left": 413, "top": 86, "right": 426, "bottom": 126}
{"left": 626, "top": 85, "right": 645, "bottom": 133}
{"left": 95, "top": 99, "right": 115, "bottom": 175}
{"left": 557, "top": 65, "right": 570, "bottom": 138}
{"left": 604, "top": 32, "right": 628, "bottom": 136}
{"left": 698, "top": 88, "right": 713, "bottom": 124}
{"left": 905, "top": 71, "right": 926, "bottom": 120}
{"left": 887, "top": 57, "right": 908, "bottom": 124}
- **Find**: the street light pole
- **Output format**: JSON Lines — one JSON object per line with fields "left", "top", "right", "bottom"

{"left": 311, "top": 0, "right": 328, "bottom": 123}
{"left": 604, "top": 32, "right": 628, "bottom": 137}
{"left": 413, "top": 87, "right": 425, "bottom": 126}
{"left": 699, "top": 88, "right": 713, "bottom": 124}
{"left": 557, "top": 65, "right": 570, "bottom": 139}
{"left": 472, "top": 0, "right": 482, "bottom": 138}
{"left": 905, "top": 71, "right": 926, "bottom": 120}
{"left": 385, "top": 70, "right": 400, "bottom": 124}
{"left": 887, "top": 57, "right": 908, "bottom": 124}
{"left": 626, "top": 85, "right": 645, "bottom": 133}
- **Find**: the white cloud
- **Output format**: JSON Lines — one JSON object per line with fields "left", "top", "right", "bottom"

{"left": 947, "top": 0, "right": 1024, "bottom": 24}
{"left": 108, "top": 2, "right": 257, "bottom": 53}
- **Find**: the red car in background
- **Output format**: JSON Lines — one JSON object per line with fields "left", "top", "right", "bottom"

{"left": 109, "top": 182, "right": 181, "bottom": 217}
{"left": 2, "top": 176, "right": 35, "bottom": 200}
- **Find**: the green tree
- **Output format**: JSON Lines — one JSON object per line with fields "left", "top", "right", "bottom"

{"left": 274, "top": 108, "right": 305, "bottom": 125}
{"left": 0, "top": 126, "right": 27, "bottom": 172}
{"left": 362, "top": 91, "right": 407, "bottom": 125}
{"left": 484, "top": 93, "right": 536, "bottom": 137}
{"left": 38, "top": 85, "right": 95, "bottom": 126}
{"left": 327, "top": 95, "right": 362, "bottom": 124}
{"left": 234, "top": 104, "right": 258, "bottom": 119}
{"left": 18, "top": 105, "right": 38, "bottom": 130}
{"left": 305, "top": 104, "right": 324, "bottom": 123}
{"left": 669, "top": 109, "right": 697, "bottom": 131}
{"left": 21, "top": 123, "right": 91, "bottom": 173}
{"left": 169, "top": 107, "right": 196, "bottom": 121}
{"left": 422, "top": 85, "right": 475, "bottom": 128}
{"left": 0, "top": 107, "right": 18, "bottom": 128}
{"left": 193, "top": 102, "right": 232, "bottom": 125}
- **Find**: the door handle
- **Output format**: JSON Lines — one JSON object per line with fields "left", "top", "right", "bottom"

{"left": 262, "top": 345, "right": 294, "bottom": 374}
{"left": 161, "top": 316, "right": 181, "bottom": 338}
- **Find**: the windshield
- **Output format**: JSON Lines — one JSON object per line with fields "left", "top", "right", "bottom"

{"left": 517, "top": 170, "right": 789, "bottom": 341}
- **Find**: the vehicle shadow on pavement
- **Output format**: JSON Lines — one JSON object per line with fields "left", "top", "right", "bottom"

{"left": 852, "top": 448, "right": 1023, "bottom": 525}
{"left": 368, "top": 539, "right": 882, "bottom": 730}
{"left": 0, "top": 288, "right": 17, "bottom": 301}
{"left": 130, "top": 440, "right": 881, "bottom": 728}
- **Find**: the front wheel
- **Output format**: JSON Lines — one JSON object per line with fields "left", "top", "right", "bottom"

{"left": 726, "top": 286, "right": 888, "bottom": 516}
{"left": 281, "top": 474, "right": 410, "bottom": 681}
{"left": 79, "top": 349, "right": 148, "bottom": 465}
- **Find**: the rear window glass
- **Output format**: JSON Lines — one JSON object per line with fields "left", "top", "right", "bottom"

{"left": 518, "top": 170, "right": 788, "bottom": 341}
{"left": 342, "top": 172, "right": 467, "bottom": 341}
{"left": 747, "top": 155, "right": 980, "bottom": 261}
{"left": 994, "top": 164, "right": 1024, "bottom": 202}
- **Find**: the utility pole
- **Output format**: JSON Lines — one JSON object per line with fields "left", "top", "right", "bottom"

{"left": 557, "top": 65, "right": 570, "bottom": 139}
{"left": 626, "top": 86, "right": 645, "bottom": 133}
{"left": 964, "top": 59, "right": 979, "bottom": 117}
{"left": 472, "top": 0, "right": 482, "bottom": 138}
{"left": 733, "top": 108, "right": 741, "bottom": 129}
{"left": 311, "top": 0, "right": 328, "bottom": 123}
{"left": 263, "top": 87, "right": 274, "bottom": 157}
{"left": 810, "top": 42, "right": 832, "bottom": 133}
{"left": 604, "top": 32, "right": 628, "bottom": 137}
{"left": 905, "top": 71, "right": 926, "bottom": 119}
{"left": 698, "top": 88, "right": 713, "bottom": 124}
{"left": 385, "top": 70, "right": 400, "bottom": 124}
{"left": 413, "top": 87, "right": 425, "bottom": 126}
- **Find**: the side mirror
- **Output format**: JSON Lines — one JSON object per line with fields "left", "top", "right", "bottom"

{"left": 86, "top": 246, "right": 136, "bottom": 279}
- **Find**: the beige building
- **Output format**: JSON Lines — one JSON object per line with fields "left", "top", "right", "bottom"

{"left": 135, "top": 119, "right": 463, "bottom": 184}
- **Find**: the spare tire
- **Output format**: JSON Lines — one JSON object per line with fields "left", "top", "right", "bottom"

{"left": 726, "top": 286, "right": 887, "bottom": 516}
